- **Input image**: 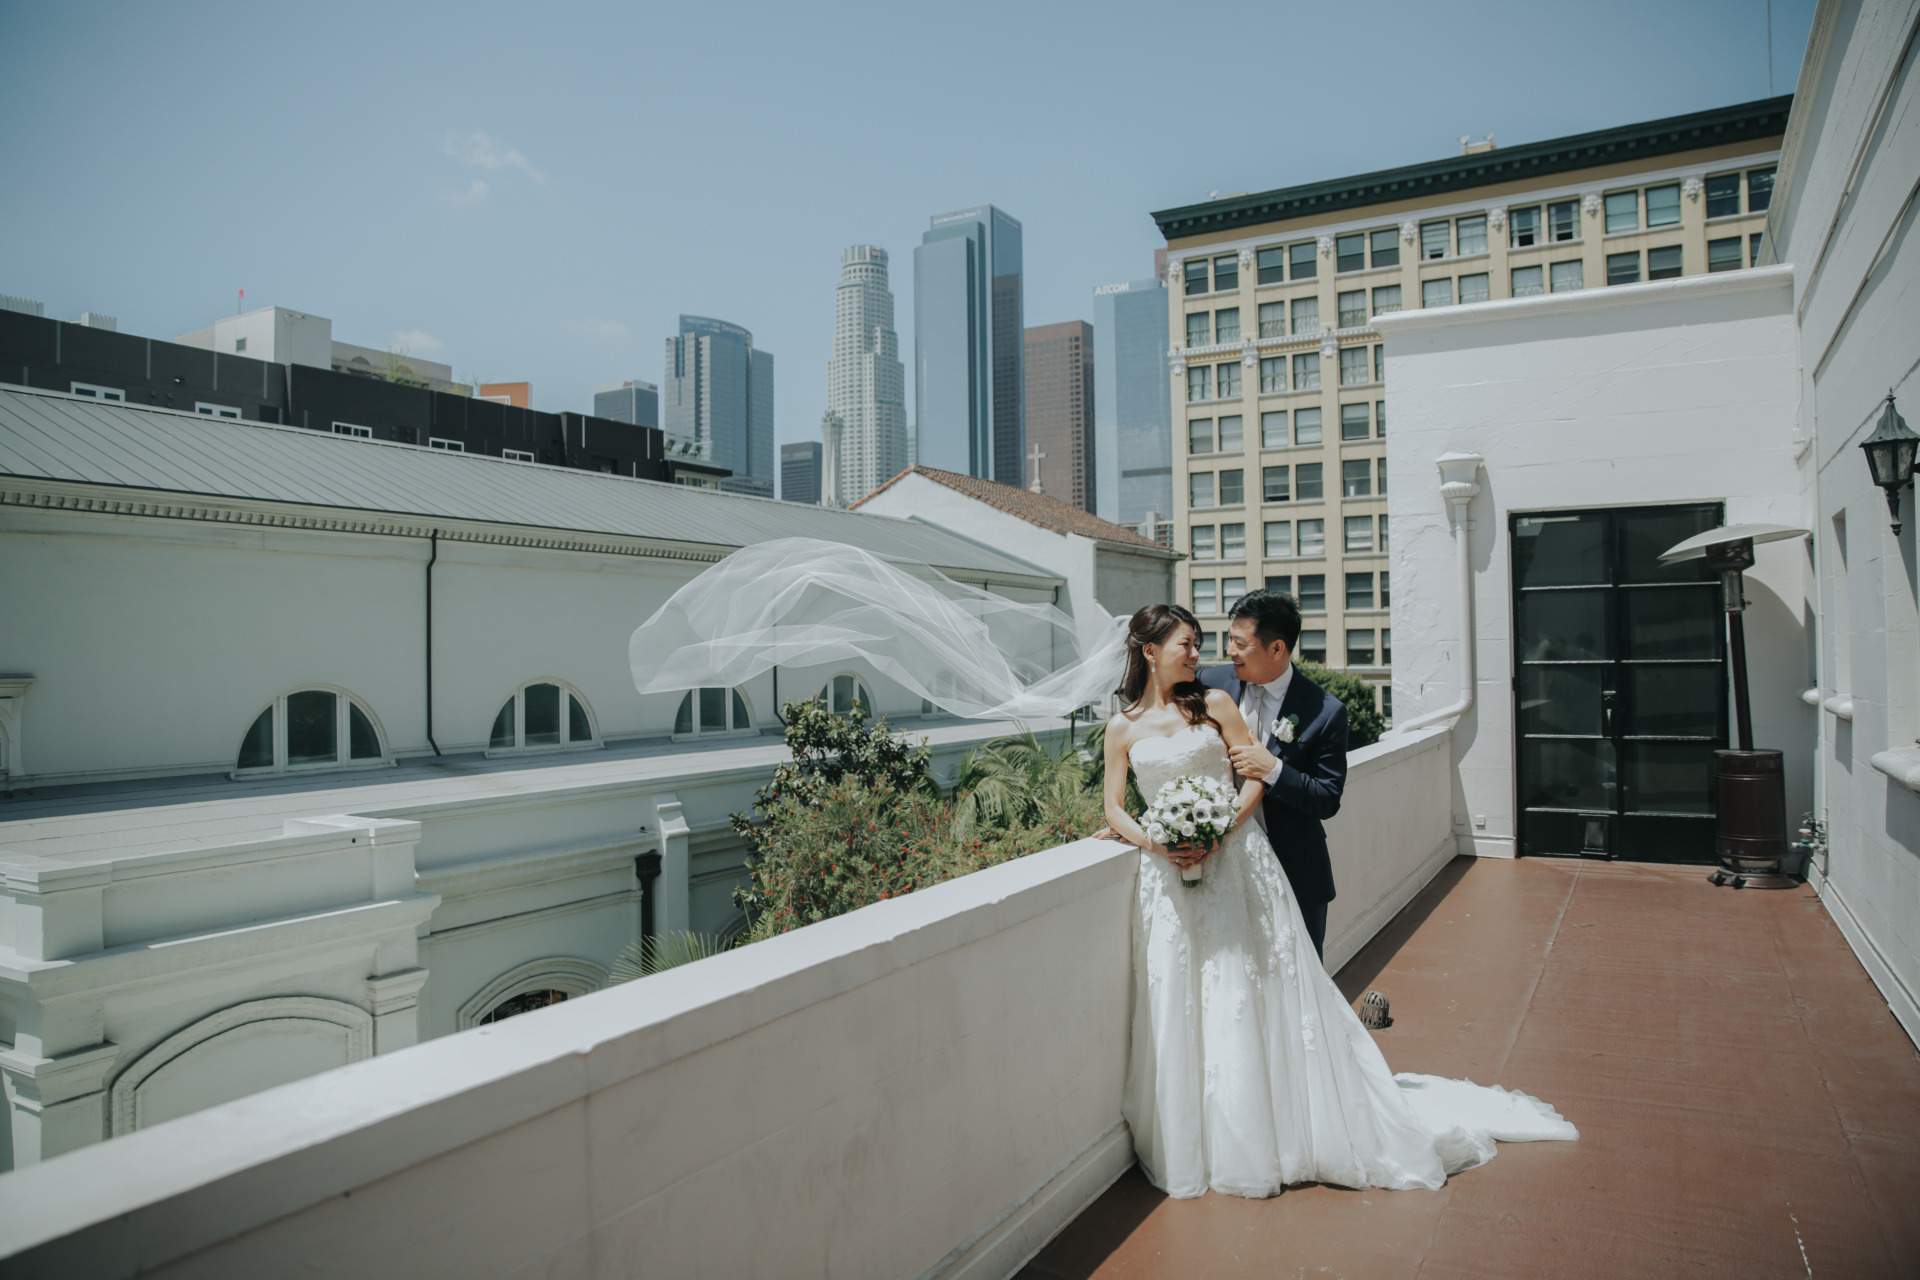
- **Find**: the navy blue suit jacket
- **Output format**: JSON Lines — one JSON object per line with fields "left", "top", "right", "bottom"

{"left": 1199, "top": 663, "right": 1347, "bottom": 905}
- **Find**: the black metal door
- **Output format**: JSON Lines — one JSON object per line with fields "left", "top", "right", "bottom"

{"left": 1512, "top": 503, "right": 1727, "bottom": 861}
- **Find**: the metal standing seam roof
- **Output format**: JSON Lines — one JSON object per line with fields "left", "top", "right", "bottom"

{"left": 0, "top": 386, "right": 1057, "bottom": 583}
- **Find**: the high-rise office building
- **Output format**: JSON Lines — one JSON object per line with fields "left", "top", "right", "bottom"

{"left": 1093, "top": 278, "right": 1172, "bottom": 528}
{"left": 1153, "top": 96, "right": 1788, "bottom": 715}
{"left": 781, "top": 440, "right": 823, "bottom": 505}
{"left": 820, "top": 245, "right": 908, "bottom": 508}
{"left": 664, "top": 315, "right": 774, "bottom": 498}
{"left": 593, "top": 380, "right": 660, "bottom": 429}
{"left": 1022, "top": 321, "right": 1095, "bottom": 510}
{"left": 914, "top": 205, "right": 1024, "bottom": 488}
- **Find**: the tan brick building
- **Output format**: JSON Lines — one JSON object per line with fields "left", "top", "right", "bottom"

{"left": 1152, "top": 96, "right": 1789, "bottom": 721}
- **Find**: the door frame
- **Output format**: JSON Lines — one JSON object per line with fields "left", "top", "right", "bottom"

{"left": 1506, "top": 500, "right": 1727, "bottom": 862}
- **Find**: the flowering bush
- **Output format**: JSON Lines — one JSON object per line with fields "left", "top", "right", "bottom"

{"left": 1296, "top": 660, "right": 1385, "bottom": 749}
{"left": 731, "top": 700, "right": 1103, "bottom": 943}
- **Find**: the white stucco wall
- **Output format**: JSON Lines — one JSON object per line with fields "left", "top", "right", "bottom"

{"left": 1769, "top": 0, "right": 1920, "bottom": 1044}
{"left": 854, "top": 472, "right": 1177, "bottom": 644}
{"left": 0, "top": 838, "right": 1143, "bottom": 1280}
{"left": 0, "top": 717, "right": 1062, "bottom": 1173}
{"left": 1374, "top": 266, "right": 1812, "bottom": 858}
{"left": 0, "top": 503, "right": 1058, "bottom": 787}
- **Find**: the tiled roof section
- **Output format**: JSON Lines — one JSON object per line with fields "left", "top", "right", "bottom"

{"left": 1153, "top": 95, "right": 1792, "bottom": 241}
{"left": 854, "top": 466, "right": 1167, "bottom": 550}
{"left": 0, "top": 386, "right": 1054, "bottom": 582}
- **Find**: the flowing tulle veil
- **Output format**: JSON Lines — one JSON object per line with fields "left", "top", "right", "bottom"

{"left": 629, "top": 538, "right": 1127, "bottom": 719}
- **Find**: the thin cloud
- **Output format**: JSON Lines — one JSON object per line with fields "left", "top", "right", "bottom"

{"left": 556, "top": 316, "right": 632, "bottom": 343}
{"left": 441, "top": 130, "right": 546, "bottom": 184}
{"left": 390, "top": 329, "right": 447, "bottom": 356}
{"left": 448, "top": 178, "right": 490, "bottom": 204}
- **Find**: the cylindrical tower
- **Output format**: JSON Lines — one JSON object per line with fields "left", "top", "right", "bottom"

{"left": 823, "top": 245, "right": 909, "bottom": 506}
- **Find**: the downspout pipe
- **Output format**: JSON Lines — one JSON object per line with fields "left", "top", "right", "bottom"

{"left": 426, "top": 530, "right": 442, "bottom": 757}
{"left": 1400, "top": 453, "right": 1484, "bottom": 732}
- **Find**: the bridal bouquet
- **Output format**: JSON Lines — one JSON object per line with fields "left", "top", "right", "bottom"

{"left": 1141, "top": 774, "right": 1239, "bottom": 889}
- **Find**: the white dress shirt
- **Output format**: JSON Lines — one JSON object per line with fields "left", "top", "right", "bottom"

{"left": 1238, "top": 663, "right": 1294, "bottom": 788}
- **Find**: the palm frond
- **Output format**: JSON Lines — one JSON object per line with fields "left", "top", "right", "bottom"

{"left": 610, "top": 930, "right": 728, "bottom": 983}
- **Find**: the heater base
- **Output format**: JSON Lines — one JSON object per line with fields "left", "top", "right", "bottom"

{"left": 1709, "top": 868, "right": 1798, "bottom": 890}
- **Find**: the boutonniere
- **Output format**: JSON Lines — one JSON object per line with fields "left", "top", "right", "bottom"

{"left": 1271, "top": 713, "right": 1300, "bottom": 744}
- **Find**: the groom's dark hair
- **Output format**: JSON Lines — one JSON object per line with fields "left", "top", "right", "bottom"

{"left": 1229, "top": 589, "right": 1302, "bottom": 652}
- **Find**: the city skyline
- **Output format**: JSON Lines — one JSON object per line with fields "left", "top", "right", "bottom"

{"left": 0, "top": 2, "right": 1816, "bottom": 463}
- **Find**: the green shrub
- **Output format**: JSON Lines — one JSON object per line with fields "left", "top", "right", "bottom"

{"left": 730, "top": 704, "right": 1104, "bottom": 943}
{"left": 1296, "top": 660, "right": 1386, "bottom": 749}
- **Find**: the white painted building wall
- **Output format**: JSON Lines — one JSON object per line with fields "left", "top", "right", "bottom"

{"left": 0, "top": 404, "right": 1084, "bottom": 1170}
{"left": 1373, "top": 266, "right": 1812, "bottom": 858}
{"left": 0, "top": 503, "right": 1056, "bottom": 789}
{"left": 1767, "top": 0, "right": 1920, "bottom": 1044}
{"left": 175, "top": 306, "right": 332, "bottom": 368}
{"left": 852, "top": 470, "right": 1180, "bottom": 647}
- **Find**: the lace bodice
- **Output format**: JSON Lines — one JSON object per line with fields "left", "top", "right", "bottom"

{"left": 1129, "top": 724, "right": 1236, "bottom": 801}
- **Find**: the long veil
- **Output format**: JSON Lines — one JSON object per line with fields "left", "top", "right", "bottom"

{"left": 629, "top": 538, "right": 1126, "bottom": 720}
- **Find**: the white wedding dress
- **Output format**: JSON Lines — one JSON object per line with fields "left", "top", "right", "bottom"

{"left": 1122, "top": 724, "right": 1577, "bottom": 1197}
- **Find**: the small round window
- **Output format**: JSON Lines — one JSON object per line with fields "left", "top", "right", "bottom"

{"left": 491, "top": 681, "right": 597, "bottom": 752}
{"left": 237, "top": 688, "right": 386, "bottom": 774}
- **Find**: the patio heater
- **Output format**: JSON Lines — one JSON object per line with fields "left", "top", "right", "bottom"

{"left": 1658, "top": 523, "right": 1810, "bottom": 889}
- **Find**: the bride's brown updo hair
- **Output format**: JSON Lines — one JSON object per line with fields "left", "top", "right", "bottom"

{"left": 1118, "top": 604, "right": 1221, "bottom": 732}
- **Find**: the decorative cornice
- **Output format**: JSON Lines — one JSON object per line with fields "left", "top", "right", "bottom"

{"left": 1152, "top": 96, "right": 1791, "bottom": 241}
{"left": 1368, "top": 262, "right": 1792, "bottom": 335}
{"left": 0, "top": 483, "right": 730, "bottom": 565}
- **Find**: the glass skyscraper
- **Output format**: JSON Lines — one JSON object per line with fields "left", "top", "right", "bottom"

{"left": 1092, "top": 278, "right": 1171, "bottom": 526}
{"left": 914, "top": 205, "right": 1024, "bottom": 487}
{"left": 592, "top": 379, "right": 659, "bottom": 429}
{"left": 781, "top": 440, "right": 822, "bottom": 504}
{"left": 663, "top": 315, "right": 774, "bottom": 498}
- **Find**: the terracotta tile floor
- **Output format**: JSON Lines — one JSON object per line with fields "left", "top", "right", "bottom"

{"left": 1018, "top": 856, "right": 1920, "bottom": 1280}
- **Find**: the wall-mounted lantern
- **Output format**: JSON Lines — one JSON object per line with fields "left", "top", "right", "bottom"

{"left": 1859, "top": 392, "right": 1916, "bottom": 533}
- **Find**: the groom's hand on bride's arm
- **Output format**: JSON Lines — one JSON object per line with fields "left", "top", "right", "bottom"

{"left": 1228, "top": 742, "right": 1279, "bottom": 781}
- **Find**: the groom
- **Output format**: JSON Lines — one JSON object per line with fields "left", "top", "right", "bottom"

{"left": 1201, "top": 589, "right": 1348, "bottom": 959}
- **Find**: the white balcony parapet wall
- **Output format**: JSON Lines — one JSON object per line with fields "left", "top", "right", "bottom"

{"left": 0, "top": 838, "right": 1141, "bottom": 1279}
{"left": 0, "top": 727, "right": 1463, "bottom": 1275}
{"left": 1322, "top": 725, "right": 1456, "bottom": 972}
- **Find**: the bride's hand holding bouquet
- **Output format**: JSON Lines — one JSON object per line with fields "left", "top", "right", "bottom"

{"left": 1141, "top": 774, "right": 1240, "bottom": 888}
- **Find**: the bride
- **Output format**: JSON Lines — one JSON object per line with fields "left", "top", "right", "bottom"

{"left": 629, "top": 540, "right": 1575, "bottom": 1198}
{"left": 1102, "top": 603, "right": 1576, "bottom": 1197}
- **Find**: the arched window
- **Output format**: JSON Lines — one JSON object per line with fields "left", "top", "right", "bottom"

{"left": 479, "top": 990, "right": 569, "bottom": 1023}
{"left": 489, "top": 680, "right": 598, "bottom": 754}
{"left": 456, "top": 957, "right": 608, "bottom": 1030}
{"left": 235, "top": 687, "right": 388, "bottom": 775}
{"left": 674, "top": 687, "right": 754, "bottom": 738}
{"left": 921, "top": 671, "right": 959, "bottom": 718}
{"left": 818, "top": 673, "right": 875, "bottom": 718}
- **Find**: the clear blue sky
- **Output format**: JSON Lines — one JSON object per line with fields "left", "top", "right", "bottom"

{"left": 0, "top": 0, "right": 1815, "bottom": 449}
